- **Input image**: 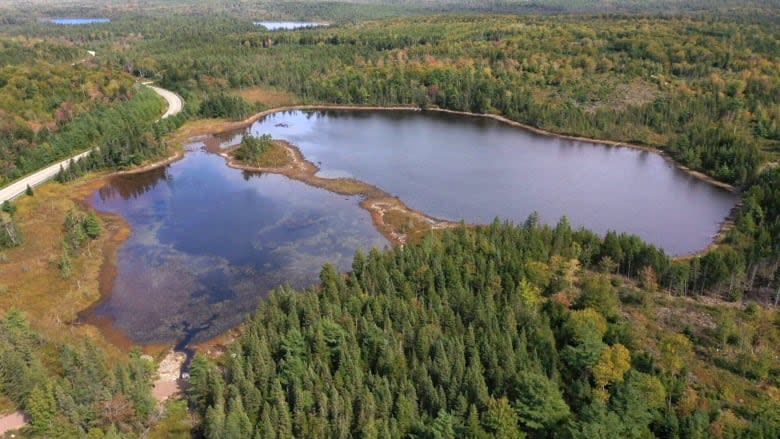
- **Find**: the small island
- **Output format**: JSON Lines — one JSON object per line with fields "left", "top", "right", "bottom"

{"left": 225, "top": 133, "right": 453, "bottom": 244}
{"left": 231, "top": 134, "right": 290, "bottom": 168}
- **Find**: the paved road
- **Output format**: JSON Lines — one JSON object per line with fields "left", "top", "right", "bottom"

{"left": 147, "top": 85, "right": 183, "bottom": 120}
{"left": 0, "top": 85, "right": 183, "bottom": 204}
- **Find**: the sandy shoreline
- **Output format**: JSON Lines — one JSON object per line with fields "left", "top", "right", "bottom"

{"left": 151, "top": 350, "right": 187, "bottom": 403}
{"left": 114, "top": 149, "right": 185, "bottom": 176}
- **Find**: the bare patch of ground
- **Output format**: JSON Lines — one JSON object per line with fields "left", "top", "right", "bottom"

{"left": 152, "top": 350, "right": 187, "bottom": 403}
{"left": 232, "top": 87, "right": 300, "bottom": 108}
{"left": 0, "top": 411, "right": 27, "bottom": 436}
{"left": 610, "top": 80, "right": 660, "bottom": 111}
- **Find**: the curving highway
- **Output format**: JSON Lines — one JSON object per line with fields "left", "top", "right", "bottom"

{"left": 146, "top": 84, "right": 183, "bottom": 120}
{"left": 0, "top": 84, "right": 183, "bottom": 204}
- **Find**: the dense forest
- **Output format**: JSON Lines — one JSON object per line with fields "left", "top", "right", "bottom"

{"left": 3, "top": 0, "right": 780, "bottom": 22}
{"left": 0, "top": 208, "right": 156, "bottom": 438}
{"left": 0, "top": 1, "right": 779, "bottom": 437}
{"left": 12, "top": 14, "right": 778, "bottom": 186}
{"left": 0, "top": 36, "right": 168, "bottom": 185}
{"left": 13, "top": 11, "right": 774, "bottom": 301}
{"left": 190, "top": 221, "right": 780, "bottom": 438}
{"left": 0, "top": 309, "right": 158, "bottom": 437}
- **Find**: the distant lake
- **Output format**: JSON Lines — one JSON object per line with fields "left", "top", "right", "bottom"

{"left": 254, "top": 21, "right": 326, "bottom": 30}
{"left": 237, "top": 110, "right": 738, "bottom": 256}
{"left": 50, "top": 18, "right": 111, "bottom": 25}
{"left": 87, "top": 145, "right": 386, "bottom": 346}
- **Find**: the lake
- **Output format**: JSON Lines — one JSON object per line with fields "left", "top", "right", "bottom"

{"left": 90, "top": 109, "right": 738, "bottom": 346}
{"left": 87, "top": 145, "right": 387, "bottom": 346}
{"left": 234, "top": 109, "right": 737, "bottom": 256}
{"left": 253, "top": 21, "right": 326, "bottom": 30}
{"left": 50, "top": 18, "right": 111, "bottom": 25}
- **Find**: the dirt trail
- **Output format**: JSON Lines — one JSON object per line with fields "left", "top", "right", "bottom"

{"left": 151, "top": 350, "right": 187, "bottom": 403}
{"left": 0, "top": 411, "right": 27, "bottom": 435}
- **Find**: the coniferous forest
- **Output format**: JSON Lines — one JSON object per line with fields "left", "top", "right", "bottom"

{"left": 190, "top": 221, "right": 780, "bottom": 439}
{"left": 0, "top": 1, "right": 779, "bottom": 438}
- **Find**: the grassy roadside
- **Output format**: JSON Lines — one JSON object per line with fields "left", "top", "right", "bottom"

{"left": 0, "top": 78, "right": 188, "bottom": 361}
{"left": 0, "top": 149, "right": 187, "bottom": 361}
{"left": 0, "top": 179, "right": 125, "bottom": 354}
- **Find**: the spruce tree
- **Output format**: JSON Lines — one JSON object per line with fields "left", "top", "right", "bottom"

{"left": 84, "top": 211, "right": 102, "bottom": 239}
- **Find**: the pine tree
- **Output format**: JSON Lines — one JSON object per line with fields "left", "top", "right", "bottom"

{"left": 256, "top": 405, "right": 276, "bottom": 439}
{"left": 204, "top": 402, "right": 226, "bottom": 439}
{"left": 1, "top": 201, "right": 15, "bottom": 215}
{"left": 0, "top": 213, "right": 22, "bottom": 248}
{"left": 56, "top": 165, "right": 67, "bottom": 183}
{"left": 481, "top": 397, "right": 525, "bottom": 439}
{"left": 27, "top": 382, "right": 56, "bottom": 434}
{"left": 225, "top": 394, "right": 252, "bottom": 438}
{"left": 58, "top": 247, "right": 72, "bottom": 279}
{"left": 84, "top": 211, "right": 102, "bottom": 239}
{"left": 512, "top": 371, "right": 570, "bottom": 431}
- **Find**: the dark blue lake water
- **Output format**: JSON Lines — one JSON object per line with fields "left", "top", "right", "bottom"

{"left": 88, "top": 147, "right": 386, "bottom": 345}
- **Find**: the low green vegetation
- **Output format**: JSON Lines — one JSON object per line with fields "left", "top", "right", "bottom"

{"left": 198, "top": 93, "right": 254, "bottom": 121}
{"left": 58, "top": 208, "right": 102, "bottom": 279}
{"left": 190, "top": 221, "right": 780, "bottom": 438}
{"left": 233, "top": 134, "right": 290, "bottom": 167}
{"left": 233, "top": 134, "right": 273, "bottom": 161}
{"left": 0, "top": 201, "right": 22, "bottom": 250}
{"left": 149, "top": 400, "right": 193, "bottom": 439}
